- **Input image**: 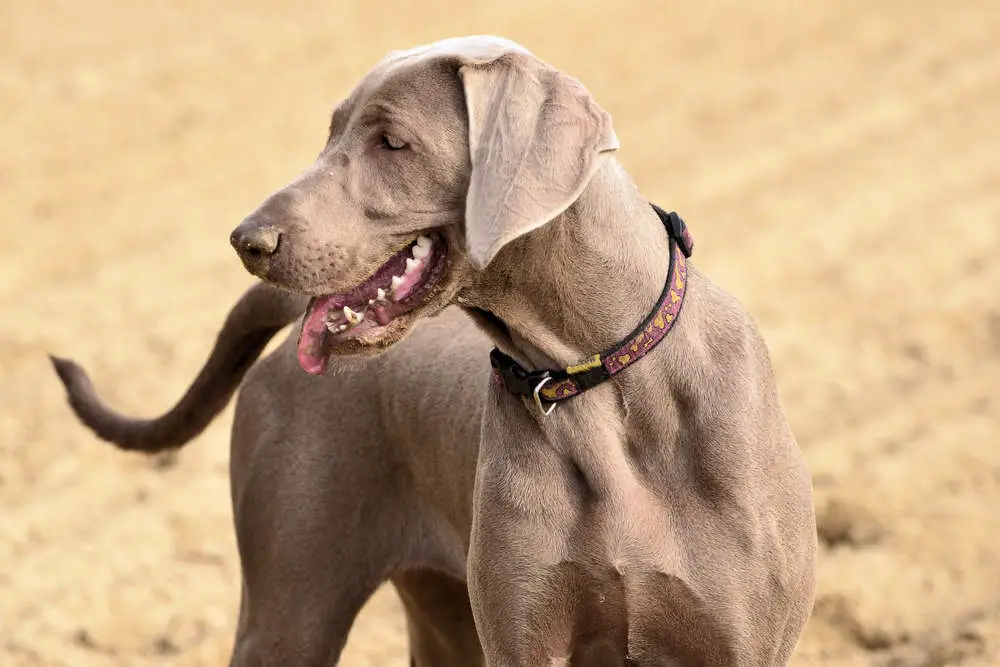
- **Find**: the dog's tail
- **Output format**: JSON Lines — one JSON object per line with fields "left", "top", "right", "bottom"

{"left": 49, "top": 282, "right": 308, "bottom": 454}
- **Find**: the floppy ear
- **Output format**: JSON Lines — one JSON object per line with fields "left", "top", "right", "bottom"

{"left": 458, "top": 53, "right": 620, "bottom": 269}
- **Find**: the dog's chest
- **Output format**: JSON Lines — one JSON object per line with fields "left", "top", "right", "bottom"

{"left": 541, "top": 557, "right": 740, "bottom": 666}
{"left": 547, "top": 500, "right": 746, "bottom": 665}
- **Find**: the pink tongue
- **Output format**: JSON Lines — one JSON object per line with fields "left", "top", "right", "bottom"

{"left": 296, "top": 295, "right": 338, "bottom": 375}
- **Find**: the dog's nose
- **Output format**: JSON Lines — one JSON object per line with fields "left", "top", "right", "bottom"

{"left": 230, "top": 221, "right": 281, "bottom": 277}
{"left": 230, "top": 223, "right": 280, "bottom": 256}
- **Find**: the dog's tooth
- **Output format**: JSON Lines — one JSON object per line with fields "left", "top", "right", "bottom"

{"left": 343, "top": 306, "right": 364, "bottom": 324}
{"left": 376, "top": 287, "right": 387, "bottom": 301}
{"left": 405, "top": 257, "right": 421, "bottom": 273}
{"left": 412, "top": 243, "right": 429, "bottom": 260}
{"left": 416, "top": 235, "right": 432, "bottom": 248}
{"left": 390, "top": 275, "right": 405, "bottom": 300}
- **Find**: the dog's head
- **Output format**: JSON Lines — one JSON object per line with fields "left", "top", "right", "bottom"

{"left": 229, "top": 36, "right": 619, "bottom": 374}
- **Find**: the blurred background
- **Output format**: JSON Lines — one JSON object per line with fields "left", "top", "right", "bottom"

{"left": 1, "top": 0, "right": 997, "bottom": 665}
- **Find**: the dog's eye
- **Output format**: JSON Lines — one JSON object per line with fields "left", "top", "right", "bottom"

{"left": 380, "top": 133, "right": 406, "bottom": 151}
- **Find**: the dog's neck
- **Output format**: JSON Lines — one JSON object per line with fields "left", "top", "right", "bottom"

{"left": 469, "top": 159, "right": 679, "bottom": 379}
{"left": 465, "top": 158, "right": 709, "bottom": 489}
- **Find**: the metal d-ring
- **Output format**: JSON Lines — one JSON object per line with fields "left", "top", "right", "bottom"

{"left": 532, "top": 377, "right": 557, "bottom": 416}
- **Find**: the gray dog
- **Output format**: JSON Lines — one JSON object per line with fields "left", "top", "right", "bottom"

{"left": 54, "top": 35, "right": 816, "bottom": 666}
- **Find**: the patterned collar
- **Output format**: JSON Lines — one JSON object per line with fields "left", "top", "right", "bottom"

{"left": 489, "top": 204, "right": 693, "bottom": 415}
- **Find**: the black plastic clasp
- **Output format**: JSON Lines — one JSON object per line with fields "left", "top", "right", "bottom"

{"left": 489, "top": 348, "right": 551, "bottom": 398}
{"left": 651, "top": 204, "right": 694, "bottom": 258}
{"left": 666, "top": 211, "right": 694, "bottom": 258}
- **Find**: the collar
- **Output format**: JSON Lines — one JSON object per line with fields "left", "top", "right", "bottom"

{"left": 489, "top": 204, "right": 693, "bottom": 415}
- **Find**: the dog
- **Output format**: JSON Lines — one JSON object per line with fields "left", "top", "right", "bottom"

{"left": 54, "top": 35, "right": 816, "bottom": 666}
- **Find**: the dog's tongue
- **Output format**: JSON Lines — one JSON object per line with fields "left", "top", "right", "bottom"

{"left": 296, "top": 295, "right": 340, "bottom": 375}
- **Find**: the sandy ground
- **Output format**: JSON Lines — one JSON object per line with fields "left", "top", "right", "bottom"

{"left": 1, "top": 0, "right": 998, "bottom": 665}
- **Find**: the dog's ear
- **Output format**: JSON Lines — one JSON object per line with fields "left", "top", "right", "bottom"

{"left": 458, "top": 52, "right": 619, "bottom": 270}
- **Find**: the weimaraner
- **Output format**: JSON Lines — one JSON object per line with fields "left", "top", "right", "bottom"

{"left": 52, "top": 35, "right": 816, "bottom": 666}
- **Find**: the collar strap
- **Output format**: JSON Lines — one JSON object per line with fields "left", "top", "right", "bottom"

{"left": 490, "top": 204, "right": 693, "bottom": 410}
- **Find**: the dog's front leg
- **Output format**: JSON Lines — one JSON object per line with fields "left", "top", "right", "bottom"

{"left": 225, "top": 376, "right": 409, "bottom": 666}
{"left": 227, "top": 454, "right": 396, "bottom": 667}
{"left": 467, "top": 393, "right": 631, "bottom": 667}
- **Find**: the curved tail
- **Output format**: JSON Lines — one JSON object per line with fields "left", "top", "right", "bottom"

{"left": 50, "top": 282, "right": 308, "bottom": 453}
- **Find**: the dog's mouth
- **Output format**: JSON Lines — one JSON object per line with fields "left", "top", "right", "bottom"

{"left": 296, "top": 234, "right": 448, "bottom": 375}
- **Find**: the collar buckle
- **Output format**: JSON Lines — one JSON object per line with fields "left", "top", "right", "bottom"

{"left": 489, "top": 348, "right": 556, "bottom": 414}
{"left": 532, "top": 377, "right": 557, "bottom": 416}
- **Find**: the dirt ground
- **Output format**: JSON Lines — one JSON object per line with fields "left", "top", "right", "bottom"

{"left": 1, "top": 0, "right": 997, "bottom": 665}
